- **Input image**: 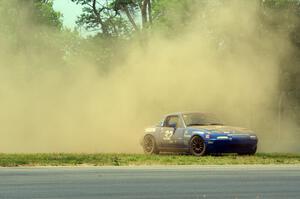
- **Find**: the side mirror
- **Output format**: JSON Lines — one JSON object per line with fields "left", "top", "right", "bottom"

{"left": 169, "top": 123, "right": 177, "bottom": 129}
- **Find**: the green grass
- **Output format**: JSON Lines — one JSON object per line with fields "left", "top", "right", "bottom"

{"left": 0, "top": 153, "right": 299, "bottom": 167}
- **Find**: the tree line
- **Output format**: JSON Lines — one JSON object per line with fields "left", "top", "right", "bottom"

{"left": 0, "top": 0, "right": 300, "bottom": 124}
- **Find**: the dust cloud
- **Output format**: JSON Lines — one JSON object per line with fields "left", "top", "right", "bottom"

{"left": 0, "top": 0, "right": 298, "bottom": 153}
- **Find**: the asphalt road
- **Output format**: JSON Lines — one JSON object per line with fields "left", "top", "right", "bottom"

{"left": 0, "top": 165, "right": 299, "bottom": 199}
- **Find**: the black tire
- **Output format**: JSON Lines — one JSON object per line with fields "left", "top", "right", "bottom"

{"left": 189, "top": 136, "right": 206, "bottom": 156}
{"left": 143, "top": 135, "right": 159, "bottom": 155}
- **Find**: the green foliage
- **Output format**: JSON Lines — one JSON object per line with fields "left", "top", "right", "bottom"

{"left": 261, "top": 0, "right": 300, "bottom": 9}
{"left": 0, "top": 0, "right": 63, "bottom": 45}
{"left": 0, "top": 0, "right": 63, "bottom": 29}
{"left": 6, "top": 1, "right": 66, "bottom": 67}
{"left": 111, "top": 0, "right": 137, "bottom": 8}
{"left": 0, "top": 153, "right": 299, "bottom": 166}
{"left": 33, "top": 0, "right": 63, "bottom": 29}
{"left": 151, "top": 0, "right": 197, "bottom": 35}
{"left": 72, "top": 0, "right": 197, "bottom": 37}
{"left": 71, "top": 0, "right": 153, "bottom": 36}
{"left": 71, "top": 0, "right": 133, "bottom": 37}
{"left": 64, "top": 33, "right": 126, "bottom": 73}
{"left": 261, "top": 0, "right": 300, "bottom": 120}
{"left": 1, "top": 0, "right": 300, "bottom": 122}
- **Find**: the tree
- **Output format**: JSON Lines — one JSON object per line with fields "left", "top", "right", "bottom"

{"left": 71, "top": 0, "right": 130, "bottom": 37}
{"left": 0, "top": 0, "right": 64, "bottom": 66}
{"left": 151, "top": 0, "right": 196, "bottom": 35}
{"left": 0, "top": 0, "right": 63, "bottom": 38}
{"left": 71, "top": 0, "right": 153, "bottom": 37}
{"left": 112, "top": 0, "right": 152, "bottom": 29}
{"left": 260, "top": 0, "right": 300, "bottom": 134}
{"left": 32, "top": 0, "right": 63, "bottom": 29}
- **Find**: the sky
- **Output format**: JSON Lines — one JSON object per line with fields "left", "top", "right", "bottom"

{"left": 52, "top": 0, "right": 82, "bottom": 29}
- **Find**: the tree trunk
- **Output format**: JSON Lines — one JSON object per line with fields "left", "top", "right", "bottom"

{"left": 141, "top": 0, "right": 148, "bottom": 28}
{"left": 122, "top": 5, "right": 139, "bottom": 31}
{"left": 92, "top": 0, "right": 109, "bottom": 35}
{"left": 148, "top": 0, "right": 152, "bottom": 25}
{"left": 278, "top": 91, "right": 284, "bottom": 141}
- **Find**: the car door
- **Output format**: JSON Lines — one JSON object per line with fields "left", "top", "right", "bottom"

{"left": 171, "top": 115, "right": 185, "bottom": 147}
{"left": 159, "top": 115, "right": 185, "bottom": 147}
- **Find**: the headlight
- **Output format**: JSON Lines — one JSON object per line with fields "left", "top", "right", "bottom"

{"left": 217, "top": 136, "right": 229, "bottom": 140}
{"left": 250, "top": 135, "right": 257, "bottom": 140}
{"left": 205, "top": 134, "right": 210, "bottom": 139}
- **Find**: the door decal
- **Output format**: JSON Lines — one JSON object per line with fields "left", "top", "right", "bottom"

{"left": 163, "top": 130, "right": 173, "bottom": 141}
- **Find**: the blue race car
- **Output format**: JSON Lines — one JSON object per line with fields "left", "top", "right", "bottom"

{"left": 141, "top": 112, "right": 258, "bottom": 156}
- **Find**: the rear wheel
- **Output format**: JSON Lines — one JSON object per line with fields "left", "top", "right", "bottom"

{"left": 143, "top": 135, "right": 159, "bottom": 155}
{"left": 189, "top": 136, "right": 206, "bottom": 156}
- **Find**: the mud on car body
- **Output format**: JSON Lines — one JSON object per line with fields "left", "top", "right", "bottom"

{"left": 141, "top": 112, "right": 258, "bottom": 156}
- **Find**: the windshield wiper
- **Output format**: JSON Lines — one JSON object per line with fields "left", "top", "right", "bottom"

{"left": 187, "top": 123, "right": 206, "bottom": 126}
{"left": 209, "top": 123, "right": 223, "bottom": 125}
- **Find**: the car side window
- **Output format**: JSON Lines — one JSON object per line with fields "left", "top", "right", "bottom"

{"left": 156, "top": 118, "right": 164, "bottom": 127}
{"left": 164, "top": 116, "right": 183, "bottom": 128}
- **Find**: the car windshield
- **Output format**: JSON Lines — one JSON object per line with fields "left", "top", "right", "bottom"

{"left": 183, "top": 113, "right": 223, "bottom": 126}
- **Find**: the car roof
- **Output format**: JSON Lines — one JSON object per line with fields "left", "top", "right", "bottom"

{"left": 164, "top": 112, "right": 209, "bottom": 117}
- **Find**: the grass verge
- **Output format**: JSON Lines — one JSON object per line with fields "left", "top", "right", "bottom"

{"left": 0, "top": 153, "right": 299, "bottom": 167}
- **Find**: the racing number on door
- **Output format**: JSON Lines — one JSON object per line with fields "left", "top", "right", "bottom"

{"left": 163, "top": 130, "right": 173, "bottom": 141}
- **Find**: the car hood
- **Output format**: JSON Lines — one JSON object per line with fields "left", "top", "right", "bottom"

{"left": 188, "top": 125, "right": 254, "bottom": 134}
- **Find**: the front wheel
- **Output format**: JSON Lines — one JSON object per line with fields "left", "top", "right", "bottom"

{"left": 189, "top": 136, "right": 206, "bottom": 156}
{"left": 143, "top": 135, "right": 159, "bottom": 155}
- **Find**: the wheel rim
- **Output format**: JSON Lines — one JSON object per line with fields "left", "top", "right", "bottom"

{"left": 144, "top": 136, "right": 154, "bottom": 153}
{"left": 191, "top": 137, "right": 205, "bottom": 154}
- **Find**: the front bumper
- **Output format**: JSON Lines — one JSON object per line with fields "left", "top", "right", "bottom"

{"left": 205, "top": 137, "right": 258, "bottom": 153}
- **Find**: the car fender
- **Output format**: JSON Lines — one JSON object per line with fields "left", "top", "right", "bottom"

{"left": 183, "top": 128, "right": 208, "bottom": 146}
{"left": 141, "top": 127, "right": 159, "bottom": 146}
